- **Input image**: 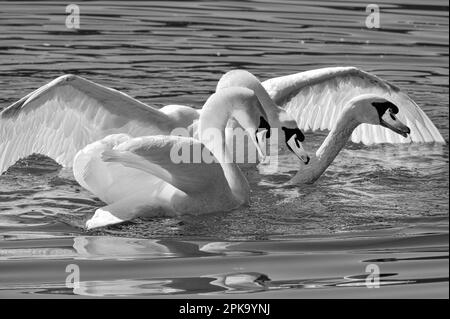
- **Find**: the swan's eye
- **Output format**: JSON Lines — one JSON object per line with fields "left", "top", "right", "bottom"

{"left": 390, "top": 112, "right": 396, "bottom": 121}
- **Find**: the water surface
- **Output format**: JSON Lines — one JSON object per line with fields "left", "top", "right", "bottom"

{"left": 0, "top": 0, "right": 448, "bottom": 298}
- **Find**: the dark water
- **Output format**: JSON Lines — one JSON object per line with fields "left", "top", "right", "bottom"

{"left": 0, "top": 0, "right": 448, "bottom": 298}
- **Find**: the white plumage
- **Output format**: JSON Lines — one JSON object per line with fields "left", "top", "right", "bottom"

{"left": 0, "top": 67, "right": 445, "bottom": 227}
{"left": 0, "top": 74, "right": 189, "bottom": 175}
{"left": 262, "top": 67, "right": 444, "bottom": 145}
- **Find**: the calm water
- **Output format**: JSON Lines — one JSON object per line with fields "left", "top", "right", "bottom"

{"left": 0, "top": 0, "right": 448, "bottom": 298}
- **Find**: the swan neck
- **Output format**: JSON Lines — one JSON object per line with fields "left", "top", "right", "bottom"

{"left": 250, "top": 82, "right": 282, "bottom": 124}
{"left": 290, "top": 107, "right": 359, "bottom": 184}
{"left": 198, "top": 99, "right": 250, "bottom": 204}
{"left": 316, "top": 109, "right": 359, "bottom": 168}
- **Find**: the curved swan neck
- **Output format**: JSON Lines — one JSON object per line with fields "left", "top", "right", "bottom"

{"left": 248, "top": 81, "right": 281, "bottom": 123}
{"left": 198, "top": 89, "right": 261, "bottom": 204}
{"left": 216, "top": 70, "right": 280, "bottom": 125}
{"left": 316, "top": 108, "right": 359, "bottom": 164}
{"left": 291, "top": 107, "right": 360, "bottom": 184}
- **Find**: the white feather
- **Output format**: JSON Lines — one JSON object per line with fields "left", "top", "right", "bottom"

{"left": 0, "top": 74, "right": 176, "bottom": 174}
{"left": 262, "top": 67, "right": 445, "bottom": 146}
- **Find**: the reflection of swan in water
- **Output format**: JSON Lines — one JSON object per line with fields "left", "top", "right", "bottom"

{"left": 0, "top": 236, "right": 215, "bottom": 261}
{"left": 216, "top": 68, "right": 445, "bottom": 184}
{"left": 206, "top": 272, "right": 270, "bottom": 294}
{"left": 60, "top": 271, "right": 417, "bottom": 297}
{"left": 69, "top": 272, "right": 271, "bottom": 297}
{"left": 72, "top": 236, "right": 214, "bottom": 259}
{"left": 72, "top": 279, "right": 181, "bottom": 297}
{"left": 72, "top": 236, "right": 173, "bottom": 259}
{"left": 4, "top": 236, "right": 435, "bottom": 297}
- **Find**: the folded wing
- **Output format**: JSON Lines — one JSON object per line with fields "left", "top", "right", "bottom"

{"left": 262, "top": 67, "right": 445, "bottom": 145}
{"left": 0, "top": 75, "right": 175, "bottom": 174}
{"left": 101, "top": 135, "right": 230, "bottom": 195}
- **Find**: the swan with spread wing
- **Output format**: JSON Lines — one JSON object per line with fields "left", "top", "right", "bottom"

{"left": 217, "top": 68, "right": 445, "bottom": 184}
{"left": 82, "top": 87, "right": 274, "bottom": 228}
{"left": 0, "top": 80, "right": 305, "bottom": 229}
{"left": 0, "top": 67, "right": 445, "bottom": 228}
{"left": 0, "top": 74, "right": 201, "bottom": 173}
{"left": 0, "top": 74, "right": 307, "bottom": 174}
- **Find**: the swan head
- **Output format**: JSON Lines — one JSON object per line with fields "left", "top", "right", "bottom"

{"left": 276, "top": 110, "right": 310, "bottom": 164}
{"left": 281, "top": 126, "right": 309, "bottom": 164}
{"left": 229, "top": 88, "right": 309, "bottom": 164}
{"left": 216, "top": 70, "right": 310, "bottom": 164}
{"left": 254, "top": 110, "right": 310, "bottom": 164}
{"left": 350, "top": 95, "right": 411, "bottom": 138}
{"left": 227, "top": 87, "right": 272, "bottom": 160}
{"left": 202, "top": 87, "right": 271, "bottom": 161}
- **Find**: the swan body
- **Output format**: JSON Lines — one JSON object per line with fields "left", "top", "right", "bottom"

{"left": 80, "top": 87, "right": 268, "bottom": 229}
{"left": 0, "top": 76, "right": 269, "bottom": 228}
{"left": 0, "top": 73, "right": 304, "bottom": 229}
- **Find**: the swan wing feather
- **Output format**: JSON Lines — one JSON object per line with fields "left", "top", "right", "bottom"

{"left": 262, "top": 66, "right": 445, "bottom": 145}
{"left": 101, "top": 135, "right": 229, "bottom": 195}
{"left": 0, "top": 75, "right": 174, "bottom": 174}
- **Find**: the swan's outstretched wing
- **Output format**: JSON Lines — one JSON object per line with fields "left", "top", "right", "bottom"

{"left": 0, "top": 75, "right": 174, "bottom": 174}
{"left": 101, "top": 135, "right": 230, "bottom": 195}
{"left": 262, "top": 67, "right": 445, "bottom": 145}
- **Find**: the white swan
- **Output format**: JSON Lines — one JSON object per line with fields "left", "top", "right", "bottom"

{"left": 0, "top": 74, "right": 308, "bottom": 175}
{"left": 0, "top": 74, "right": 199, "bottom": 174}
{"left": 0, "top": 82, "right": 301, "bottom": 229}
{"left": 215, "top": 68, "right": 445, "bottom": 184}
{"left": 82, "top": 87, "right": 275, "bottom": 228}
{"left": 0, "top": 67, "right": 445, "bottom": 226}
{"left": 217, "top": 70, "right": 312, "bottom": 165}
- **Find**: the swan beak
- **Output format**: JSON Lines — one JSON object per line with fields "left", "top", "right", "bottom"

{"left": 255, "top": 129, "right": 268, "bottom": 160}
{"left": 253, "top": 130, "right": 267, "bottom": 161}
{"left": 287, "top": 135, "right": 310, "bottom": 164}
{"left": 380, "top": 111, "right": 411, "bottom": 138}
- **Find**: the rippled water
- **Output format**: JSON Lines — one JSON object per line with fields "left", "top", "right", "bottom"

{"left": 0, "top": 0, "right": 448, "bottom": 298}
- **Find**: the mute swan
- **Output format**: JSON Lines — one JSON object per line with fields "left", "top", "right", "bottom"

{"left": 0, "top": 74, "right": 308, "bottom": 174}
{"left": 82, "top": 87, "right": 278, "bottom": 228}
{"left": 0, "top": 74, "right": 198, "bottom": 174}
{"left": 216, "top": 68, "right": 445, "bottom": 184}
{"left": 217, "top": 70, "right": 312, "bottom": 165}
{"left": 0, "top": 82, "right": 305, "bottom": 229}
